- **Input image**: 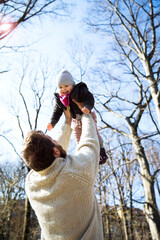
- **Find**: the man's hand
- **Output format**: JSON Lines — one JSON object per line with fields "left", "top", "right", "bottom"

{"left": 81, "top": 107, "right": 90, "bottom": 114}
{"left": 64, "top": 106, "right": 72, "bottom": 126}
{"left": 72, "top": 99, "right": 84, "bottom": 111}
{"left": 72, "top": 99, "right": 90, "bottom": 114}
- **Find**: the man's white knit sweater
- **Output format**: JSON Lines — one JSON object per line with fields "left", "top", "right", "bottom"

{"left": 25, "top": 114, "right": 104, "bottom": 240}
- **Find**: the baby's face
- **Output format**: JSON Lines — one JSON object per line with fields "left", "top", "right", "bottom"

{"left": 58, "top": 84, "right": 73, "bottom": 96}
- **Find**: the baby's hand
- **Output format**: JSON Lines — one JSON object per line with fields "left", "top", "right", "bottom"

{"left": 47, "top": 123, "right": 53, "bottom": 131}
{"left": 81, "top": 107, "right": 90, "bottom": 114}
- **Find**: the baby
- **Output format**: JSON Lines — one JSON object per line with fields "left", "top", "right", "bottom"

{"left": 47, "top": 69, "right": 107, "bottom": 165}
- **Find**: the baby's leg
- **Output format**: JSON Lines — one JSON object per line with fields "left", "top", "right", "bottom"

{"left": 72, "top": 114, "right": 82, "bottom": 144}
{"left": 91, "top": 112, "right": 102, "bottom": 141}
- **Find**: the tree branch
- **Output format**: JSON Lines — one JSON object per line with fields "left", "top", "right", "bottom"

{"left": 101, "top": 158, "right": 137, "bottom": 183}
{"left": 0, "top": 134, "right": 22, "bottom": 160}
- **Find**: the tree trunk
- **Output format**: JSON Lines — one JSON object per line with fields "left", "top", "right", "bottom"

{"left": 22, "top": 197, "right": 31, "bottom": 240}
{"left": 142, "top": 58, "right": 160, "bottom": 128}
{"left": 129, "top": 184, "right": 134, "bottom": 240}
{"left": 98, "top": 171, "right": 103, "bottom": 205}
{"left": 117, "top": 204, "right": 129, "bottom": 240}
{"left": 115, "top": 173, "right": 129, "bottom": 240}
{"left": 6, "top": 210, "right": 12, "bottom": 240}
{"left": 129, "top": 126, "right": 160, "bottom": 240}
{"left": 106, "top": 214, "right": 111, "bottom": 240}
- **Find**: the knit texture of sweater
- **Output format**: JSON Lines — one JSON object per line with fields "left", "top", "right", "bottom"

{"left": 25, "top": 114, "right": 104, "bottom": 240}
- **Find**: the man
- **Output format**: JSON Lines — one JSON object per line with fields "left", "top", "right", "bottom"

{"left": 22, "top": 104, "right": 104, "bottom": 240}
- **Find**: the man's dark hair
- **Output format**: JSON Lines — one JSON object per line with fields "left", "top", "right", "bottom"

{"left": 22, "top": 131, "right": 56, "bottom": 171}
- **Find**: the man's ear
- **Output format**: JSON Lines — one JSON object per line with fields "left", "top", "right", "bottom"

{"left": 52, "top": 147, "right": 60, "bottom": 158}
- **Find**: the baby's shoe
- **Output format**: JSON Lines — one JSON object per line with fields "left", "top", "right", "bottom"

{"left": 99, "top": 147, "right": 108, "bottom": 165}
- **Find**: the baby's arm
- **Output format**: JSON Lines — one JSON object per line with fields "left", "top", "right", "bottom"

{"left": 83, "top": 91, "right": 94, "bottom": 113}
{"left": 47, "top": 94, "right": 64, "bottom": 131}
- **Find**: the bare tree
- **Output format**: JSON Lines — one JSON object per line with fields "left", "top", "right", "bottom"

{"left": 100, "top": 138, "right": 140, "bottom": 240}
{"left": 0, "top": 161, "right": 25, "bottom": 240}
{"left": 85, "top": 0, "right": 160, "bottom": 239}
{"left": 65, "top": 37, "right": 94, "bottom": 81}
{"left": 145, "top": 141, "right": 160, "bottom": 197}
{"left": 0, "top": 59, "right": 56, "bottom": 239}
{"left": 106, "top": 0, "right": 160, "bottom": 128}
{"left": 92, "top": 66, "right": 160, "bottom": 239}
{"left": 0, "top": 0, "right": 68, "bottom": 40}
{"left": 86, "top": 0, "right": 160, "bottom": 127}
{"left": 97, "top": 137, "right": 152, "bottom": 240}
{"left": 17, "top": 61, "right": 54, "bottom": 240}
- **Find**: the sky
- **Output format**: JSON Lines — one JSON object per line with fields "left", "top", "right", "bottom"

{"left": 0, "top": 0, "right": 108, "bottom": 161}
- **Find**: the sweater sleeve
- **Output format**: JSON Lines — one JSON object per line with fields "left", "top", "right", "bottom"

{"left": 83, "top": 91, "right": 94, "bottom": 112}
{"left": 80, "top": 114, "right": 98, "bottom": 144}
{"left": 74, "top": 114, "right": 99, "bottom": 183}
{"left": 50, "top": 94, "right": 64, "bottom": 127}
{"left": 70, "top": 83, "right": 94, "bottom": 112}
{"left": 55, "top": 123, "right": 72, "bottom": 152}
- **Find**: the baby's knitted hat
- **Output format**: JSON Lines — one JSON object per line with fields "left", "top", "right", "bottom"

{"left": 56, "top": 70, "right": 75, "bottom": 87}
